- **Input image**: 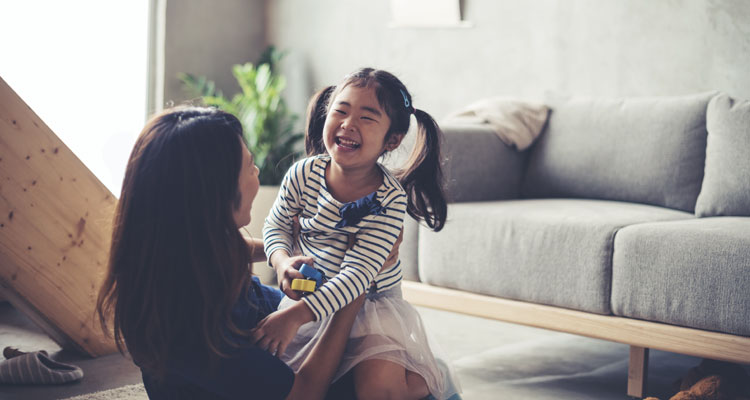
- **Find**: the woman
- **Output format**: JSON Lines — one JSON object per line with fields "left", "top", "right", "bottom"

{"left": 96, "top": 106, "right": 398, "bottom": 399}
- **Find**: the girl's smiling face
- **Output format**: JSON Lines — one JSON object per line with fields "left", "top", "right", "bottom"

{"left": 323, "top": 85, "right": 402, "bottom": 171}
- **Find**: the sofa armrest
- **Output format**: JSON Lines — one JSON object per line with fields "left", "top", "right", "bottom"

{"left": 442, "top": 124, "right": 528, "bottom": 203}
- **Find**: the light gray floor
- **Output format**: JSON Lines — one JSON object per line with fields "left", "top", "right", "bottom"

{"left": 418, "top": 307, "right": 703, "bottom": 400}
{"left": 0, "top": 301, "right": 705, "bottom": 400}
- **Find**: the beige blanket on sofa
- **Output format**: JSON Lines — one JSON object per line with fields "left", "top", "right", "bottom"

{"left": 444, "top": 97, "right": 549, "bottom": 151}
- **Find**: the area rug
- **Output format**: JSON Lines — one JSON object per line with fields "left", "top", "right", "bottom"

{"left": 61, "top": 383, "right": 146, "bottom": 400}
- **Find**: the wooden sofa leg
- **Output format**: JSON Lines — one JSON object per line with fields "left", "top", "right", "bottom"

{"left": 627, "top": 346, "right": 649, "bottom": 398}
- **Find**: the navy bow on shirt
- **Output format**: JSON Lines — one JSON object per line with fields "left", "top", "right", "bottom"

{"left": 335, "top": 191, "right": 384, "bottom": 228}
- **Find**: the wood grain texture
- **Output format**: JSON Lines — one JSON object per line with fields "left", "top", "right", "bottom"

{"left": 628, "top": 346, "right": 649, "bottom": 398}
{"left": 0, "top": 77, "right": 117, "bottom": 356}
{"left": 403, "top": 281, "right": 750, "bottom": 364}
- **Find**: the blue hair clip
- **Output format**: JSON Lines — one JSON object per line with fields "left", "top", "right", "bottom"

{"left": 399, "top": 89, "right": 410, "bottom": 108}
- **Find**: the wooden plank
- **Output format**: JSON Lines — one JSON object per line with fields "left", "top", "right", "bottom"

{"left": 403, "top": 281, "right": 750, "bottom": 364}
{"left": 0, "top": 281, "right": 76, "bottom": 352}
{"left": 0, "top": 76, "right": 117, "bottom": 356}
{"left": 627, "top": 346, "right": 649, "bottom": 398}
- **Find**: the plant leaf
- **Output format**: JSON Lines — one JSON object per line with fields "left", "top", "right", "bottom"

{"left": 177, "top": 46, "right": 303, "bottom": 185}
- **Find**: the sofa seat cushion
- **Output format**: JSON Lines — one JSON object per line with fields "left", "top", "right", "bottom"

{"left": 612, "top": 217, "right": 750, "bottom": 336}
{"left": 522, "top": 93, "right": 714, "bottom": 212}
{"left": 419, "top": 199, "right": 691, "bottom": 314}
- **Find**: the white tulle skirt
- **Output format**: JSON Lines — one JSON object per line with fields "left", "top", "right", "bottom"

{"left": 278, "top": 284, "right": 460, "bottom": 400}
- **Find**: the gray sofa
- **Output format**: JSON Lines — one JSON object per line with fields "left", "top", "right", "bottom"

{"left": 398, "top": 92, "right": 750, "bottom": 398}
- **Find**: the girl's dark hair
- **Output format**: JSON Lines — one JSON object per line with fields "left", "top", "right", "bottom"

{"left": 304, "top": 68, "right": 447, "bottom": 231}
{"left": 96, "top": 106, "right": 252, "bottom": 378}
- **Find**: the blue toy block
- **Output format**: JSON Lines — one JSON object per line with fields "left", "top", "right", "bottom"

{"left": 299, "top": 264, "right": 324, "bottom": 287}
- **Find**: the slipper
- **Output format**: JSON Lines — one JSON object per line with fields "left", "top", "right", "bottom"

{"left": 0, "top": 350, "right": 83, "bottom": 384}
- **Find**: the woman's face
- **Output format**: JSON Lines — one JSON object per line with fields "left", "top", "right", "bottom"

{"left": 233, "top": 142, "right": 260, "bottom": 227}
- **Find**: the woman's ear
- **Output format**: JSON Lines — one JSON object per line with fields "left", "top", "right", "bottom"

{"left": 385, "top": 133, "right": 405, "bottom": 151}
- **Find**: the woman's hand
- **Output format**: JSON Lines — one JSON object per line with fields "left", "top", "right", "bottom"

{"left": 252, "top": 301, "right": 314, "bottom": 358}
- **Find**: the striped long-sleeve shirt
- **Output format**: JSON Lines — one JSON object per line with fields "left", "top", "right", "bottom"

{"left": 263, "top": 155, "right": 406, "bottom": 321}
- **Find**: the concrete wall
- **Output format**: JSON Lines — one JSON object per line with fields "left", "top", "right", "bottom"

{"left": 161, "top": 0, "right": 268, "bottom": 106}
{"left": 268, "top": 0, "right": 750, "bottom": 119}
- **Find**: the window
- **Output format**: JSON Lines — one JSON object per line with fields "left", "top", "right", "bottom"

{"left": 1, "top": 1, "right": 149, "bottom": 196}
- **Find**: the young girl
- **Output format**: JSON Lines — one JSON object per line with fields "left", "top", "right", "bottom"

{"left": 256, "top": 68, "right": 460, "bottom": 399}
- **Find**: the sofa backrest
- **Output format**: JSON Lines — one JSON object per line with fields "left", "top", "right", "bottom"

{"left": 442, "top": 124, "right": 528, "bottom": 203}
{"left": 521, "top": 92, "right": 715, "bottom": 212}
{"left": 695, "top": 94, "right": 750, "bottom": 217}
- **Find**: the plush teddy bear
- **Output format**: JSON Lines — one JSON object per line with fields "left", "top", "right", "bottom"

{"left": 644, "top": 359, "right": 750, "bottom": 400}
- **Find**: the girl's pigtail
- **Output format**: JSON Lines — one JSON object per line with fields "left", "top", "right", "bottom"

{"left": 398, "top": 108, "right": 447, "bottom": 231}
{"left": 305, "top": 86, "right": 335, "bottom": 156}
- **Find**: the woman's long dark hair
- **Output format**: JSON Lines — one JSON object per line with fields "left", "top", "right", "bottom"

{"left": 97, "top": 106, "right": 251, "bottom": 378}
{"left": 305, "top": 68, "right": 447, "bottom": 231}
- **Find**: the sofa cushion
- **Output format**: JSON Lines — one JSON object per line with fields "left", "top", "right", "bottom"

{"left": 441, "top": 124, "right": 528, "bottom": 203}
{"left": 522, "top": 93, "right": 715, "bottom": 212}
{"left": 399, "top": 215, "right": 420, "bottom": 281}
{"left": 443, "top": 98, "right": 549, "bottom": 150}
{"left": 695, "top": 94, "right": 750, "bottom": 217}
{"left": 611, "top": 218, "right": 750, "bottom": 336}
{"left": 418, "top": 199, "right": 692, "bottom": 314}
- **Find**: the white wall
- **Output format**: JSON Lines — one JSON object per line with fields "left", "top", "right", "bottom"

{"left": 161, "top": 0, "right": 268, "bottom": 107}
{"left": 1, "top": 1, "right": 149, "bottom": 196}
{"left": 267, "top": 0, "right": 750, "bottom": 119}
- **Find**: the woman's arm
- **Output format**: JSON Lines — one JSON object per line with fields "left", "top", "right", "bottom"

{"left": 244, "top": 236, "right": 267, "bottom": 263}
{"left": 253, "top": 227, "right": 404, "bottom": 357}
{"left": 284, "top": 294, "right": 366, "bottom": 400}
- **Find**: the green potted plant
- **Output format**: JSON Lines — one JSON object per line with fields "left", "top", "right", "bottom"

{"left": 178, "top": 46, "right": 302, "bottom": 185}
{"left": 179, "top": 47, "right": 302, "bottom": 282}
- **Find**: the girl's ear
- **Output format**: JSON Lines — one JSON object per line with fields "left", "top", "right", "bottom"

{"left": 385, "top": 133, "right": 405, "bottom": 151}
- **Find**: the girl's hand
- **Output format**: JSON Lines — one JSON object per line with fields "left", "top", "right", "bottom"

{"left": 252, "top": 302, "right": 314, "bottom": 358}
{"left": 275, "top": 255, "right": 314, "bottom": 301}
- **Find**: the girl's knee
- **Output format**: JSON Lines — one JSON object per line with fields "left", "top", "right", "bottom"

{"left": 354, "top": 360, "right": 408, "bottom": 399}
{"left": 355, "top": 384, "right": 401, "bottom": 400}
{"left": 406, "top": 370, "right": 430, "bottom": 399}
{"left": 355, "top": 371, "right": 404, "bottom": 399}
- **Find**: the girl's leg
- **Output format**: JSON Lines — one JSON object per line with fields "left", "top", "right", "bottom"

{"left": 406, "top": 370, "right": 430, "bottom": 399}
{"left": 354, "top": 359, "right": 430, "bottom": 400}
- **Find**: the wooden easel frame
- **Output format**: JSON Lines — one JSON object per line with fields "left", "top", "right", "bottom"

{"left": 0, "top": 77, "right": 117, "bottom": 356}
